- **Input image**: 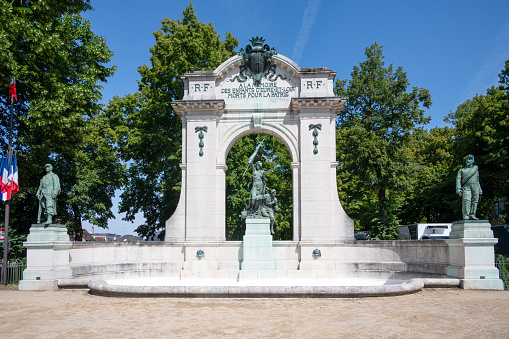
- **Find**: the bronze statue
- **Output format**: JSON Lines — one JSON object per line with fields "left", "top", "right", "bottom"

{"left": 242, "top": 142, "right": 271, "bottom": 214}
{"left": 456, "top": 154, "right": 482, "bottom": 220}
{"left": 260, "top": 189, "right": 279, "bottom": 234}
{"left": 240, "top": 142, "right": 278, "bottom": 234}
{"left": 37, "top": 164, "right": 61, "bottom": 224}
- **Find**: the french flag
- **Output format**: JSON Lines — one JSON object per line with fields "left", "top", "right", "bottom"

{"left": 1, "top": 154, "right": 19, "bottom": 201}
{"left": 9, "top": 78, "right": 17, "bottom": 101}
{"left": 0, "top": 156, "right": 6, "bottom": 195}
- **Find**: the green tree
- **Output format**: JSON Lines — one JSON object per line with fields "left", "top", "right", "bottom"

{"left": 0, "top": 0, "right": 121, "bottom": 240}
{"left": 399, "top": 127, "right": 458, "bottom": 224}
{"left": 225, "top": 134, "right": 292, "bottom": 241}
{"left": 0, "top": 231, "right": 26, "bottom": 259}
{"left": 106, "top": 3, "right": 238, "bottom": 240}
{"left": 334, "top": 43, "right": 432, "bottom": 239}
{"left": 446, "top": 60, "right": 509, "bottom": 221}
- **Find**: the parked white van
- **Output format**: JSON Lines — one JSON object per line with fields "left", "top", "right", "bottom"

{"left": 397, "top": 223, "right": 452, "bottom": 240}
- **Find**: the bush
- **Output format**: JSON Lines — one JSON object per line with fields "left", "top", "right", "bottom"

{"left": 495, "top": 254, "right": 509, "bottom": 290}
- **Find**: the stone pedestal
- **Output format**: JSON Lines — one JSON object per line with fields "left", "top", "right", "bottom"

{"left": 446, "top": 220, "right": 503, "bottom": 290}
{"left": 239, "top": 218, "right": 276, "bottom": 279}
{"left": 19, "top": 224, "right": 72, "bottom": 290}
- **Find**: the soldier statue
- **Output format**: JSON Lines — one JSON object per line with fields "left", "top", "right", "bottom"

{"left": 37, "top": 164, "right": 61, "bottom": 224}
{"left": 456, "top": 154, "right": 482, "bottom": 220}
{"left": 260, "top": 189, "right": 280, "bottom": 235}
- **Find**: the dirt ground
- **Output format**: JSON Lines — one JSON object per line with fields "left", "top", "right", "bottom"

{"left": 0, "top": 287, "right": 508, "bottom": 338}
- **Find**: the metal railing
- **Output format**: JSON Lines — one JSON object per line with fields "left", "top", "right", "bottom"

{"left": 0, "top": 259, "right": 26, "bottom": 285}
{"left": 495, "top": 255, "right": 509, "bottom": 290}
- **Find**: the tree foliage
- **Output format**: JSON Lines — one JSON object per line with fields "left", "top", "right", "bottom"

{"left": 334, "top": 43, "right": 432, "bottom": 239}
{"left": 398, "top": 127, "right": 458, "bottom": 224}
{"left": 445, "top": 60, "right": 509, "bottom": 221}
{"left": 0, "top": 232, "right": 26, "bottom": 259}
{"left": 0, "top": 0, "right": 121, "bottom": 240}
{"left": 106, "top": 3, "right": 238, "bottom": 240}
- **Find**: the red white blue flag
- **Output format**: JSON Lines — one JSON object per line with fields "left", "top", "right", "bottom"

{"left": 0, "top": 156, "right": 6, "bottom": 195}
{"left": 9, "top": 78, "right": 17, "bottom": 101}
{"left": 1, "top": 154, "right": 19, "bottom": 201}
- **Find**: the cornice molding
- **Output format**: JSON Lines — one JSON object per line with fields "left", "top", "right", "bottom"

{"left": 291, "top": 97, "right": 346, "bottom": 114}
{"left": 171, "top": 100, "right": 225, "bottom": 117}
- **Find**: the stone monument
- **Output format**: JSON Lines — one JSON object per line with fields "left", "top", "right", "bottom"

{"left": 19, "top": 38, "right": 504, "bottom": 292}
{"left": 447, "top": 155, "right": 503, "bottom": 289}
{"left": 239, "top": 143, "right": 277, "bottom": 277}
{"left": 19, "top": 164, "right": 71, "bottom": 290}
{"left": 166, "top": 36, "right": 354, "bottom": 242}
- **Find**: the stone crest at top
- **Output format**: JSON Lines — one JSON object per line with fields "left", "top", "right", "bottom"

{"left": 232, "top": 36, "right": 286, "bottom": 85}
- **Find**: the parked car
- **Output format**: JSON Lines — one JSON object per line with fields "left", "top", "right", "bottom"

{"left": 397, "top": 223, "right": 452, "bottom": 240}
{"left": 354, "top": 231, "right": 370, "bottom": 240}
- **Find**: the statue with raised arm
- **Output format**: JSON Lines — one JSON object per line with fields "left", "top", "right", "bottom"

{"left": 37, "top": 164, "right": 61, "bottom": 224}
{"left": 456, "top": 154, "right": 483, "bottom": 220}
{"left": 240, "top": 142, "right": 273, "bottom": 219}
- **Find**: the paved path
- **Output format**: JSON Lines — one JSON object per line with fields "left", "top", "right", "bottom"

{"left": 0, "top": 288, "right": 508, "bottom": 338}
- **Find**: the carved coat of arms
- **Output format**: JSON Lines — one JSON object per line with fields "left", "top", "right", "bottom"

{"left": 231, "top": 37, "right": 286, "bottom": 85}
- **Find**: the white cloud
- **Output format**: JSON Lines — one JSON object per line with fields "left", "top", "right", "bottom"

{"left": 292, "top": 0, "right": 322, "bottom": 65}
{"left": 459, "top": 20, "right": 509, "bottom": 104}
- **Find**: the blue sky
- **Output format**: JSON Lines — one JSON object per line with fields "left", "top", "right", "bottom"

{"left": 82, "top": 0, "right": 509, "bottom": 236}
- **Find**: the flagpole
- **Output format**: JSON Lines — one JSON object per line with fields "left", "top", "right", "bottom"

{"left": 2, "top": 78, "right": 14, "bottom": 286}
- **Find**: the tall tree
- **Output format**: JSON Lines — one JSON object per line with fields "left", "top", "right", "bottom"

{"left": 446, "top": 60, "right": 509, "bottom": 221}
{"left": 0, "top": 0, "right": 121, "bottom": 241}
{"left": 106, "top": 3, "right": 238, "bottom": 240}
{"left": 334, "top": 43, "right": 432, "bottom": 239}
{"left": 398, "top": 127, "right": 458, "bottom": 224}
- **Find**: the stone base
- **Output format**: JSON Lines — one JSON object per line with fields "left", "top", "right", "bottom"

{"left": 19, "top": 279, "right": 59, "bottom": 291}
{"left": 446, "top": 220, "right": 504, "bottom": 290}
{"left": 238, "top": 270, "right": 277, "bottom": 280}
{"left": 460, "top": 278, "right": 504, "bottom": 290}
{"left": 447, "top": 265, "right": 503, "bottom": 290}
{"left": 241, "top": 218, "right": 276, "bottom": 271}
{"left": 180, "top": 259, "right": 238, "bottom": 279}
{"left": 183, "top": 259, "right": 218, "bottom": 271}
{"left": 449, "top": 219, "right": 494, "bottom": 239}
{"left": 241, "top": 261, "right": 275, "bottom": 270}
{"left": 19, "top": 265, "right": 73, "bottom": 291}
{"left": 19, "top": 224, "right": 72, "bottom": 291}
{"left": 26, "top": 223, "right": 70, "bottom": 242}
{"left": 299, "top": 259, "right": 336, "bottom": 270}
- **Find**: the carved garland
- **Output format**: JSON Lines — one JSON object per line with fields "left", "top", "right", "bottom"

{"left": 195, "top": 126, "right": 208, "bottom": 157}
{"left": 308, "top": 124, "right": 322, "bottom": 155}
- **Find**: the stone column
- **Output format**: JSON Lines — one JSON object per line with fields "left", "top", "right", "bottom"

{"left": 216, "top": 163, "right": 228, "bottom": 240}
{"left": 291, "top": 162, "right": 300, "bottom": 241}
{"left": 291, "top": 97, "right": 354, "bottom": 242}
{"left": 169, "top": 100, "right": 225, "bottom": 242}
{"left": 446, "top": 220, "right": 503, "bottom": 290}
{"left": 19, "top": 224, "right": 72, "bottom": 290}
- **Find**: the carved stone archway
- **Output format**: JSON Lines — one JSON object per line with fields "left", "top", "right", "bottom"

{"left": 167, "top": 40, "right": 353, "bottom": 242}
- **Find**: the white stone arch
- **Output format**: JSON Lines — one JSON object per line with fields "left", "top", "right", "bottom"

{"left": 166, "top": 51, "right": 353, "bottom": 242}
{"left": 217, "top": 122, "right": 299, "bottom": 165}
{"left": 218, "top": 121, "right": 299, "bottom": 240}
